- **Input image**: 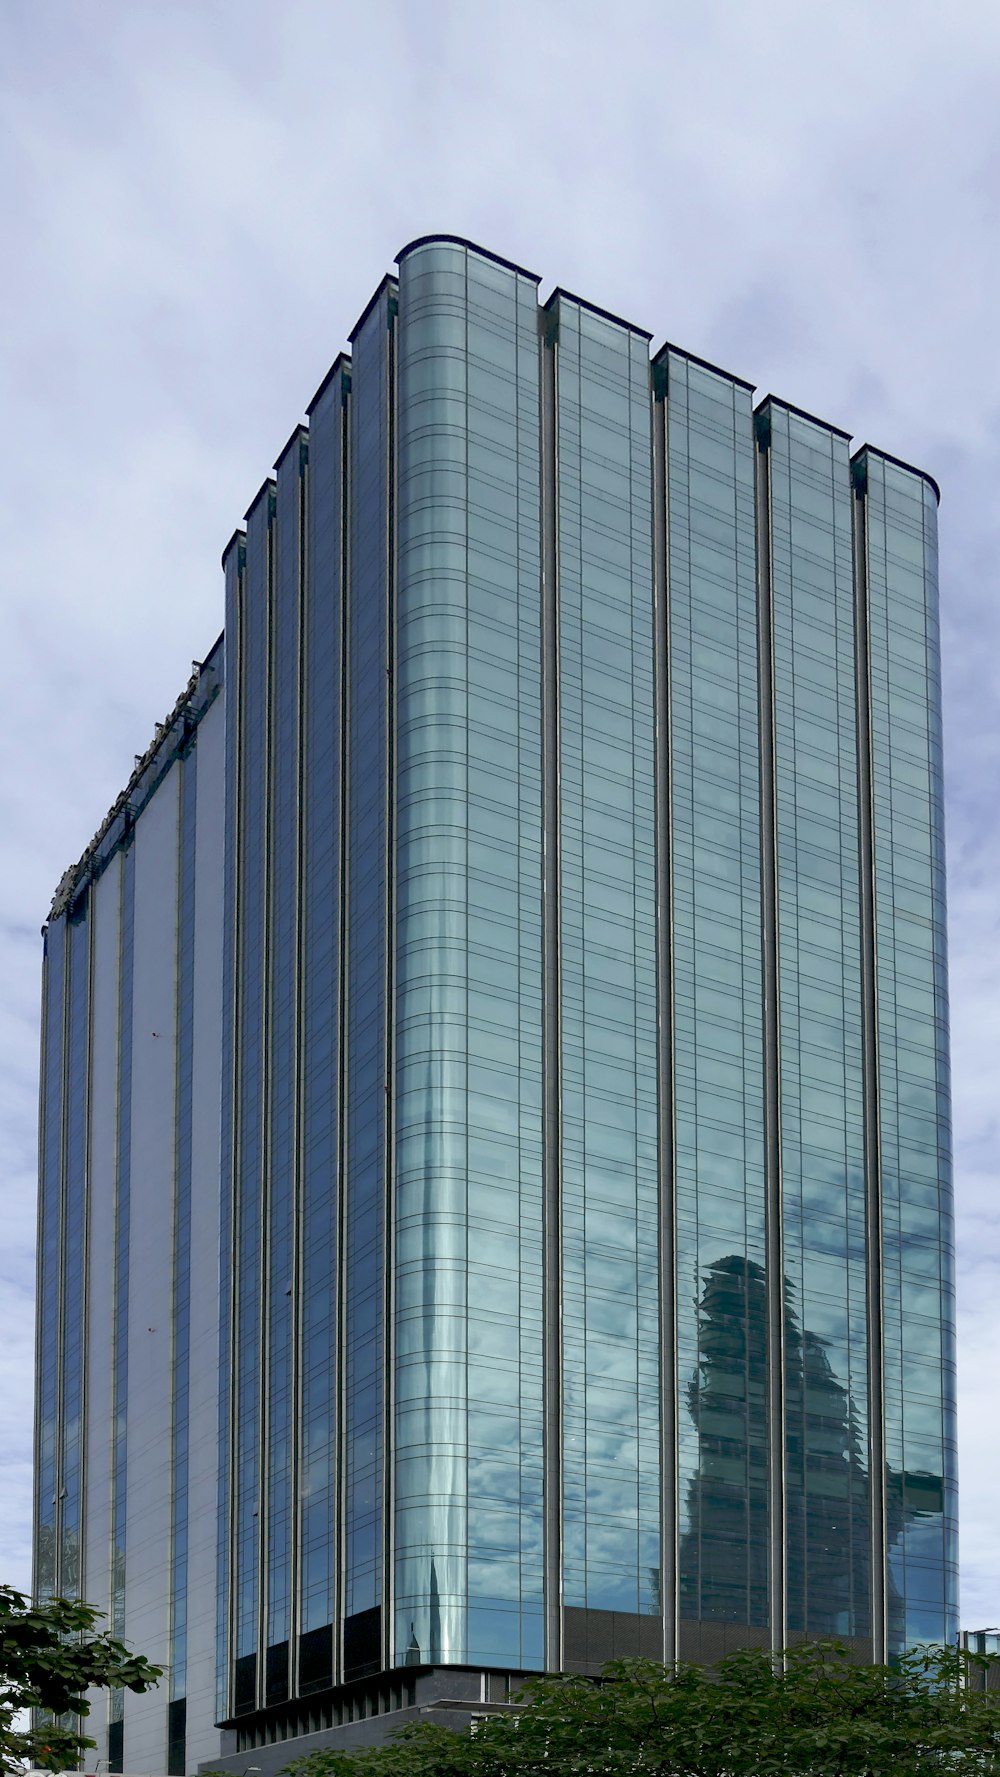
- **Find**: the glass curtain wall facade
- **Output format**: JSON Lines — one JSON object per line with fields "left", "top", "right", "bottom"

{"left": 862, "top": 456, "right": 957, "bottom": 1643}
{"left": 35, "top": 235, "right": 956, "bottom": 1771}
{"left": 35, "top": 645, "right": 226, "bottom": 1775}
{"left": 663, "top": 352, "right": 769, "bottom": 1651}
{"left": 763, "top": 406, "right": 871, "bottom": 1643}
{"left": 553, "top": 295, "right": 661, "bottom": 1657}
{"left": 298, "top": 358, "right": 348, "bottom": 1673}
{"left": 394, "top": 247, "right": 545, "bottom": 1675}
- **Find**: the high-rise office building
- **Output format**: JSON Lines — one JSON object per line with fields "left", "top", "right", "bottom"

{"left": 34, "top": 236, "right": 957, "bottom": 1773}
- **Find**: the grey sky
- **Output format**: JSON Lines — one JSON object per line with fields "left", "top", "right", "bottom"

{"left": 3, "top": 0, "right": 998, "bottom": 1625}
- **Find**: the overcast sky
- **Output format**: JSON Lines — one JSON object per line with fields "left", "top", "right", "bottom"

{"left": 3, "top": 0, "right": 999, "bottom": 1628}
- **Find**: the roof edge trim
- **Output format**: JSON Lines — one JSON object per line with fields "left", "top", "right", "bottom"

{"left": 243, "top": 474, "right": 277, "bottom": 523}
{"left": 397, "top": 234, "right": 542, "bottom": 283}
{"left": 653, "top": 339, "right": 756, "bottom": 394}
{"left": 544, "top": 285, "right": 654, "bottom": 340}
{"left": 852, "top": 443, "right": 941, "bottom": 506}
{"left": 45, "top": 634, "right": 226, "bottom": 927}
{"left": 348, "top": 273, "right": 399, "bottom": 344}
{"left": 274, "top": 423, "right": 309, "bottom": 472}
{"left": 306, "top": 352, "right": 352, "bottom": 415}
{"left": 756, "top": 394, "right": 853, "bottom": 443}
{"left": 221, "top": 526, "right": 246, "bottom": 569}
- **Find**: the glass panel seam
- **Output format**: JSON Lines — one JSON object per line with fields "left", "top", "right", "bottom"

{"left": 334, "top": 378, "right": 351, "bottom": 1685}
{"left": 755, "top": 423, "right": 786, "bottom": 1653}
{"left": 540, "top": 313, "right": 563, "bottom": 1673}
{"left": 853, "top": 477, "right": 887, "bottom": 1660}
{"left": 384, "top": 299, "right": 398, "bottom": 1676}
{"left": 652, "top": 381, "right": 678, "bottom": 1664}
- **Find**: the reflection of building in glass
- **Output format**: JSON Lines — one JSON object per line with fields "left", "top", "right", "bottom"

{"left": 785, "top": 1298, "right": 871, "bottom": 1639}
{"left": 679, "top": 1256, "right": 871, "bottom": 1642}
{"left": 679, "top": 1251, "right": 950, "bottom": 1657}
{"left": 34, "top": 237, "right": 956, "bottom": 1770}
{"left": 679, "top": 1257, "right": 770, "bottom": 1635}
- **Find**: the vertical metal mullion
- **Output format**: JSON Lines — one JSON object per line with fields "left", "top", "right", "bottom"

{"left": 54, "top": 920, "right": 72, "bottom": 1592}
{"left": 383, "top": 297, "right": 398, "bottom": 1674}
{"left": 335, "top": 372, "right": 352, "bottom": 1686}
{"left": 461, "top": 263, "right": 472, "bottom": 1663}
{"left": 167, "top": 754, "right": 186, "bottom": 1723}
{"left": 79, "top": 897, "right": 95, "bottom": 1608}
{"left": 258, "top": 498, "right": 276, "bottom": 1709}
{"left": 540, "top": 309, "right": 562, "bottom": 1674}
{"left": 33, "top": 934, "right": 52, "bottom": 1605}
{"left": 223, "top": 548, "right": 245, "bottom": 1724}
{"left": 852, "top": 465, "right": 886, "bottom": 1661}
{"left": 289, "top": 441, "right": 308, "bottom": 1699}
{"left": 754, "top": 415, "right": 786, "bottom": 1655}
{"left": 651, "top": 370, "right": 678, "bottom": 1665}
{"left": 111, "top": 838, "right": 133, "bottom": 1737}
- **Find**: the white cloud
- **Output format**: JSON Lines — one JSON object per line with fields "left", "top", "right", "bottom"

{"left": 2, "top": 0, "right": 999, "bottom": 1625}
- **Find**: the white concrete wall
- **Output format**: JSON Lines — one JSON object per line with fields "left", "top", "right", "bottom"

{"left": 82, "top": 852, "right": 121, "bottom": 1756}
{"left": 122, "top": 765, "right": 179, "bottom": 1775}
{"left": 184, "top": 697, "right": 226, "bottom": 1770}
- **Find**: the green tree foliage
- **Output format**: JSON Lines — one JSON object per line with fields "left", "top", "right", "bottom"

{"left": 283, "top": 1642, "right": 1000, "bottom": 1777}
{"left": 0, "top": 1586, "right": 161, "bottom": 1773}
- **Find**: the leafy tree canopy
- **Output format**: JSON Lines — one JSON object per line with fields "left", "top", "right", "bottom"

{"left": 283, "top": 1642, "right": 1000, "bottom": 1777}
{"left": 0, "top": 1586, "right": 161, "bottom": 1774}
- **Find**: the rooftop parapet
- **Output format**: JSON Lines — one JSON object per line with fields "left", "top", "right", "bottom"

{"left": 46, "top": 632, "right": 224, "bottom": 928}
